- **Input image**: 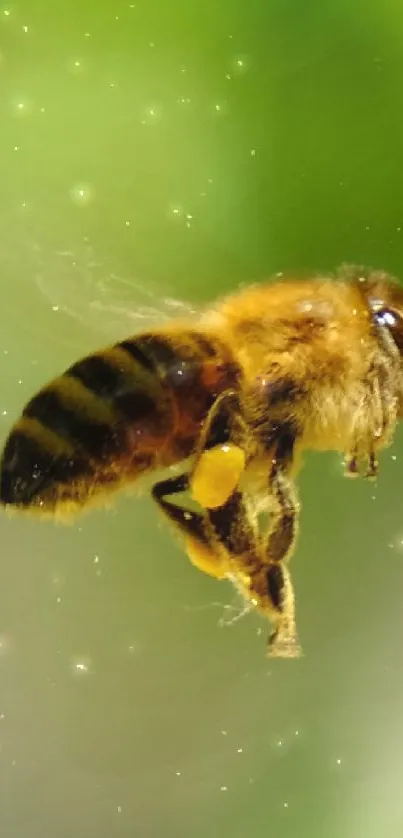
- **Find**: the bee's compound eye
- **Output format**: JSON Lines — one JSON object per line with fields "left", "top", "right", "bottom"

{"left": 374, "top": 307, "right": 399, "bottom": 328}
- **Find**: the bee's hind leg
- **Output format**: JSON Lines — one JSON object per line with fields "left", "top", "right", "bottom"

{"left": 262, "top": 426, "right": 302, "bottom": 659}
{"left": 189, "top": 390, "right": 250, "bottom": 511}
{"left": 151, "top": 474, "right": 227, "bottom": 580}
{"left": 152, "top": 390, "right": 250, "bottom": 580}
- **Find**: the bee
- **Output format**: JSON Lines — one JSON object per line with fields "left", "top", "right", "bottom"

{"left": 1, "top": 264, "right": 403, "bottom": 658}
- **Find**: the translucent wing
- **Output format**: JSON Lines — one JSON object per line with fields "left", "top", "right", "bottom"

{"left": 32, "top": 239, "right": 198, "bottom": 343}
{"left": 1, "top": 226, "right": 198, "bottom": 352}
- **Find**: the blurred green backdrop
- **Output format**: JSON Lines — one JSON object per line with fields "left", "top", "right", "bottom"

{"left": 1, "top": 1, "right": 403, "bottom": 836}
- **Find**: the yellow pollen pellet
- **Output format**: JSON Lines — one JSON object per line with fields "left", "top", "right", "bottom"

{"left": 190, "top": 443, "right": 246, "bottom": 509}
{"left": 185, "top": 537, "right": 227, "bottom": 579}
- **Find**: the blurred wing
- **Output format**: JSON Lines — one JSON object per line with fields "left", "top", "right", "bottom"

{"left": 33, "top": 241, "right": 198, "bottom": 343}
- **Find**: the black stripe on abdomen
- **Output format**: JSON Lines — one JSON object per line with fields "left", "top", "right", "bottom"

{"left": 67, "top": 355, "right": 125, "bottom": 399}
{"left": 67, "top": 353, "right": 163, "bottom": 426}
{"left": 116, "top": 336, "right": 180, "bottom": 374}
{"left": 0, "top": 430, "right": 92, "bottom": 506}
{"left": 23, "top": 390, "right": 121, "bottom": 460}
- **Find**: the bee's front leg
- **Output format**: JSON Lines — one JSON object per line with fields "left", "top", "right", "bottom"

{"left": 344, "top": 448, "right": 360, "bottom": 478}
{"left": 344, "top": 445, "right": 379, "bottom": 480}
{"left": 344, "top": 365, "right": 398, "bottom": 481}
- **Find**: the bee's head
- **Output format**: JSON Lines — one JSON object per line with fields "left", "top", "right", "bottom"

{"left": 347, "top": 265, "right": 403, "bottom": 354}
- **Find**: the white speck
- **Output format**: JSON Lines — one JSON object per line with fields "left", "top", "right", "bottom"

{"left": 115, "top": 15, "right": 120, "bottom": 20}
{"left": 72, "top": 658, "right": 91, "bottom": 675}
{"left": 56, "top": 597, "right": 61, "bottom": 604}
{"left": 117, "top": 806, "right": 122, "bottom": 814}
{"left": 52, "top": 305, "right": 59, "bottom": 312}
{"left": 336, "top": 757, "right": 342, "bottom": 765}
{"left": 283, "top": 802, "right": 289, "bottom": 809}
{"left": 40, "top": 107, "right": 45, "bottom": 113}
{"left": 2, "top": 410, "right": 7, "bottom": 417}
{"left": 237, "top": 747, "right": 243, "bottom": 753}
{"left": 185, "top": 213, "right": 193, "bottom": 220}
{"left": 0, "top": 713, "right": 5, "bottom": 720}
{"left": 93, "top": 554, "right": 100, "bottom": 564}
{"left": 149, "top": 41, "right": 155, "bottom": 47}
{"left": 250, "top": 148, "right": 256, "bottom": 156}
{"left": 294, "top": 729, "right": 299, "bottom": 737}
{"left": 277, "top": 739, "right": 283, "bottom": 747}
{"left": 22, "top": 24, "right": 28, "bottom": 33}
{"left": 84, "top": 32, "right": 91, "bottom": 38}
{"left": 125, "top": 220, "right": 131, "bottom": 227}
{"left": 365, "top": 225, "right": 370, "bottom": 231}
{"left": 391, "top": 455, "right": 397, "bottom": 461}
{"left": 221, "top": 730, "right": 227, "bottom": 736}
{"left": 18, "top": 379, "right": 23, "bottom": 385}
{"left": 13, "top": 145, "right": 19, "bottom": 152}
{"left": 215, "top": 104, "right": 221, "bottom": 112}
{"left": 207, "top": 178, "right": 213, "bottom": 184}
{"left": 3, "top": 9, "right": 10, "bottom": 16}
{"left": 69, "top": 183, "right": 94, "bottom": 205}
{"left": 175, "top": 771, "right": 181, "bottom": 776}
{"left": 225, "top": 73, "right": 232, "bottom": 80}
{"left": 220, "top": 786, "right": 228, "bottom": 792}
{"left": 109, "top": 82, "right": 115, "bottom": 88}
{"left": 74, "top": 60, "right": 80, "bottom": 67}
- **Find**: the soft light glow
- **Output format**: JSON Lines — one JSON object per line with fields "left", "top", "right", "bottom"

{"left": 69, "top": 183, "right": 94, "bottom": 205}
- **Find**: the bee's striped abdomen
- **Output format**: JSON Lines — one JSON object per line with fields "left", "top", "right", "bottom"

{"left": 0, "top": 326, "right": 240, "bottom": 515}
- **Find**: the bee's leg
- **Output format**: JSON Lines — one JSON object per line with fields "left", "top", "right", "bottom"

{"left": 344, "top": 448, "right": 359, "bottom": 477}
{"left": 151, "top": 474, "right": 227, "bottom": 580}
{"left": 189, "top": 390, "right": 249, "bottom": 511}
{"left": 365, "top": 449, "right": 378, "bottom": 479}
{"left": 262, "top": 428, "right": 302, "bottom": 659}
{"left": 205, "top": 475, "right": 302, "bottom": 659}
{"left": 345, "top": 369, "right": 395, "bottom": 481}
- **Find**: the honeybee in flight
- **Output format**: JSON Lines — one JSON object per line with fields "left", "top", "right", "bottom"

{"left": 1, "top": 264, "right": 403, "bottom": 658}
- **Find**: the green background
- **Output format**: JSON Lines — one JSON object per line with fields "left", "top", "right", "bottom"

{"left": 1, "top": 1, "right": 403, "bottom": 836}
